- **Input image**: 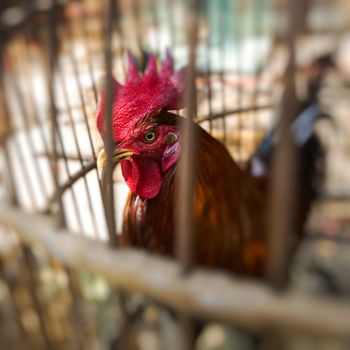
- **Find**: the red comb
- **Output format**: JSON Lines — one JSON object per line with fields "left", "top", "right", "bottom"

{"left": 96, "top": 51, "right": 185, "bottom": 141}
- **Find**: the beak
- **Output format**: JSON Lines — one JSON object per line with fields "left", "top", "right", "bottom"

{"left": 97, "top": 147, "right": 133, "bottom": 191}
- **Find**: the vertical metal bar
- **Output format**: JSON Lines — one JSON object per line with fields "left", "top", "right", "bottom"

{"left": 54, "top": 112, "right": 86, "bottom": 234}
{"left": 0, "top": 42, "right": 18, "bottom": 206}
{"left": 250, "top": 0, "right": 264, "bottom": 150}
{"left": 235, "top": 0, "right": 244, "bottom": 160}
{"left": 104, "top": 4, "right": 130, "bottom": 349}
{"left": 65, "top": 268, "right": 88, "bottom": 350}
{"left": 46, "top": 0, "right": 65, "bottom": 227}
{"left": 176, "top": 0, "right": 199, "bottom": 275}
{"left": 0, "top": 254, "right": 26, "bottom": 340}
{"left": 266, "top": 0, "right": 300, "bottom": 289}
{"left": 176, "top": 0, "right": 199, "bottom": 348}
{"left": 79, "top": 3, "right": 99, "bottom": 105}
{"left": 22, "top": 245, "right": 52, "bottom": 349}
{"left": 165, "top": 0, "right": 176, "bottom": 52}
{"left": 104, "top": 0, "right": 118, "bottom": 246}
{"left": 218, "top": 1, "right": 228, "bottom": 145}
{"left": 130, "top": 0, "right": 143, "bottom": 63}
{"left": 202, "top": 0, "right": 213, "bottom": 134}
{"left": 150, "top": 0, "right": 160, "bottom": 56}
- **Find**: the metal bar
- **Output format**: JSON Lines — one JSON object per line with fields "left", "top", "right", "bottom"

{"left": 165, "top": 0, "right": 176, "bottom": 52}
{"left": 0, "top": 44, "right": 18, "bottom": 206}
{"left": 249, "top": 0, "right": 265, "bottom": 150}
{"left": 46, "top": 0, "right": 65, "bottom": 227}
{"left": 150, "top": 0, "right": 160, "bottom": 56}
{"left": 176, "top": 0, "right": 200, "bottom": 348}
{"left": 0, "top": 253, "right": 26, "bottom": 340}
{"left": 102, "top": 3, "right": 131, "bottom": 348}
{"left": 130, "top": 0, "right": 143, "bottom": 61}
{"left": 196, "top": 104, "right": 273, "bottom": 123}
{"left": 54, "top": 113, "right": 86, "bottom": 233}
{"left": 235, "top": 0, "right": 244, "bottom": 161}
{"left": 78, "top": 2, "right": 98, "bottom": 105}
{"left": 265, "top": 0, "right": 301, "bottom": 289}
{"left": 1, "top": 201, "right": 350, "bottom": 338}
{"left": 103, "top": 0, "right": 118, "bottom": 246}
{"left": 176, "top": 0, "right": 199, "bottom": 276}
{"left": 35, "top": 151, "right": 93, "bottom": 162}
{"left": 218, "top": 1, "right": 228, "bottom": 145}
{"left": 202, "top": 0, "right": 213, "bottom": 134}
{"left": 21, "top": 245, "right": 52, "bottom": 349}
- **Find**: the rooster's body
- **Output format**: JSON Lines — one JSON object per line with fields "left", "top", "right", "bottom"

{"left": 122, "top": 118, "right": 266, "bottom": 275}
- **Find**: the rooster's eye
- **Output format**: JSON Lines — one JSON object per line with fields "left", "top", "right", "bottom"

{"left": 143, "top": 131, "right": 157, "bottom": 143}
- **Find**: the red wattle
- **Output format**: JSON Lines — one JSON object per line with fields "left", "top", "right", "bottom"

{"left": 121, "top": 158, "right": 162, "bottom": 199}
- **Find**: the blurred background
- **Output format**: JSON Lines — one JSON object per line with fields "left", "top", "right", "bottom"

{"left": 0, "top": 0, "right": 350, "bottom": 349}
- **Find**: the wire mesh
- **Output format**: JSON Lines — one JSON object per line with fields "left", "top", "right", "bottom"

{"left": 0, "top": 0, "right": 350, "bottom": 349}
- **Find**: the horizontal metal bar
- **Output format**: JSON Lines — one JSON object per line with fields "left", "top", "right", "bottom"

{"left": 34, "top": 151, "right": 94, "bottom": 162}
{"left": 0, "top": 200, "right": 349, "bottom": 338}
{"left": 196, "top": 104, "right": 273, "bottom": 123}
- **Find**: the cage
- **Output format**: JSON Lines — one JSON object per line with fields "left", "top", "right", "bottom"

{"left": 0, "top": 0, "right": 350, "bottom": 349}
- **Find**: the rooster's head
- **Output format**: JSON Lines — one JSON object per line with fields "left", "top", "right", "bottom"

{"left": 96, "top": 52, "right": 185, "bottom": 199}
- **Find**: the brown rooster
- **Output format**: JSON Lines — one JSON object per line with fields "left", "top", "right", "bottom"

{"left": 97, "top": 53, "right": 267, "bottom": 276}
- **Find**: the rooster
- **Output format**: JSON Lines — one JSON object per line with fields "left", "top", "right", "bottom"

{"left": 97, "top": 53, "right": 267, "bottom": 276}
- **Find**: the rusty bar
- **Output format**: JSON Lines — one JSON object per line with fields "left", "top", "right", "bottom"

{"left": 266, "top": 0, "right": 301, "bottom": 289}
{"left": 176, "top": 0, "right": 199, "bottom": 276}
{"left": 0, "top": 39, "right": 18, "bottom": 206}
{"left": 46, "top": 0, "right": 65, "bottom": 226}
{"left": 103, "top": 0, "right": 118, "bottom": 246}
{"left": 176, "top": 0, "right": 200, "bottom": 348}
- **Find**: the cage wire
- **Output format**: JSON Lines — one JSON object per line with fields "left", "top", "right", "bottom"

{"left": 0, "top": 0, "right": 350, "bottom": 349}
